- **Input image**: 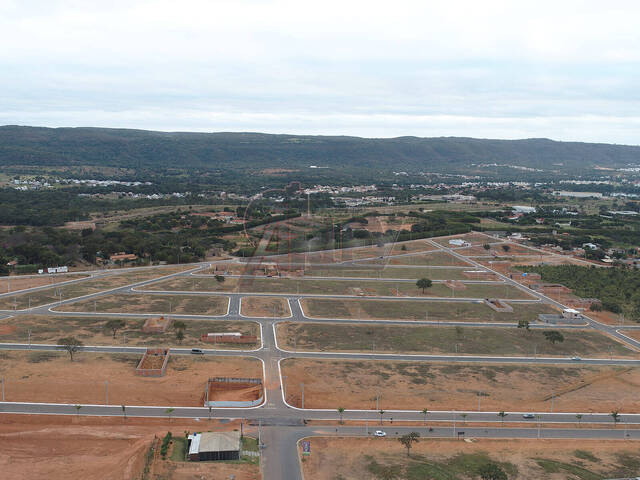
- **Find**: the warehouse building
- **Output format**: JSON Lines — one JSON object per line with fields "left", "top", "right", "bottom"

{"left": 187, "top": 431, "right": 241, "bottom": 461}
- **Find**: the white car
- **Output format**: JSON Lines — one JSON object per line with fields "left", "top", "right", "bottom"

{"left": 571, "top": 356, "right": 582, "bottom": 361}
{"left": 374, "top": 430, "right": 386, "bottom": 437}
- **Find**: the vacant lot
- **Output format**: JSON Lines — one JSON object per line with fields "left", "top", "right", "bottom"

{"left": 56, "top": 293, "right": 229, "bottom": 316}
{"left": 0, "top": 415, "right": 256, "bottom": 480}
{"left": 280, "top": 358, "right": 640, "bottom": 412}
{"left": 144, "top": 275, "right": 239, "bottom": 292}
{"left": 0, "top": 351, "right": 262, "bottom": 406}
{"left": 0, "top": 274, "right": 89, "bottom": 293}
{"left": 358, "top": 251, "right": 471, "bottom": 266}
{"left": 276, "top": 322, "right": 636, "bottom": 357}
{"left": 293, "top": 266, "right": 490, "bottom": 281}
{"left": 301, "top": 437, "right": 640, "bottom": 480}
{"left": 241, "top": 296, "right": 291, "bottom": 317}
{"left": 230, "top": 278, "right": 529, "bottom": 299}
{"left": 0, "top": 315, "right": 259, "bottom": 348}
{"left": 0, "top": 266, "right": 192, "bottom": 310}
{"left": 300, "top": 298, "right": 557, "bottom": 323}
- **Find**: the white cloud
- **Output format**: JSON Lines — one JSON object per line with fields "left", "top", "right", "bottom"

{"left": 0, "top": 0, "right": 639, "bottom": 143}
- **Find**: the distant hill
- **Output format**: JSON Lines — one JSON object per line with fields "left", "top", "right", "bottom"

{"left": 1, "top": 125, "right": 639, "bottom": 173}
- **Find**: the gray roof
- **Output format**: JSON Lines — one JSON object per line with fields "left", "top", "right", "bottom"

{"left": 189, "top": 431, "right": 241, "bottom": 455}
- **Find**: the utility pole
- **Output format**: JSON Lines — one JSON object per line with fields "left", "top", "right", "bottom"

{"left": 301, "top": 383, "right": 305, "bottom": 409}
{"left": 105, "top": 380, "right": 109, "bottom": 405}
{"left": 1, "top": 377, "right": 4, "bottom": 401}
{"left": 28, "top": 329, "right": 31, "bottom": 349}
{"left": 258, "top": 419, "right": 262, "bottom": 448}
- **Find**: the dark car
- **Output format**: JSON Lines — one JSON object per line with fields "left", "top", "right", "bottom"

{"left": 191, "top": 348, "right": 204, "bottom": 355}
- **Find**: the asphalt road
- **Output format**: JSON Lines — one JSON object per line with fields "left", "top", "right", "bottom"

{"left": 1, "top": 238, "right": 640, "bottom": 479}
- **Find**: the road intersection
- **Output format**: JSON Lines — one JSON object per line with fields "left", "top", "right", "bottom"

{"left": 1, "top": 234, "right": 639, "bottom": 478}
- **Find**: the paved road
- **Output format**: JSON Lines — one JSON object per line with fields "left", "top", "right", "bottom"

{"left": 2, "top": 238, "right": 640, "bottom": 479}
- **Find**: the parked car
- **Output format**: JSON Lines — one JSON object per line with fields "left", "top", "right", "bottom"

{"left": 374, "top": 430, "right": 387, "bottom": 437}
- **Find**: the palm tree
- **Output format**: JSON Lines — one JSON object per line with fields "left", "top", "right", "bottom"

{"left": 611, "top": 410, "right": 620, "bottom": 427}
{"left": 166, "top": 407, "right": 175, "bottom": 422}
{"left": 575, "top": 414, "right": 582, "bottom": 428}
{"left": 460, "top": 413, "right": 467, "bottom": 425}
{"left": 121, "top": 404, "right": 126, "bottom": 420}
{"left": 422, "top": 408, "right": 428, "bottom": 426}
{"left": 208, "top": 406, "right": 213, "bottom": 421}
{"left": 497, "top": 411, "right": 507, "bottom": 425}
{"left": 379, "top": 410, "right": 385, "bottom": 425}
{"left": 75, "top": 404, "right": 82, "bottom": 416}
{"left": 337, "top": 407, "right": 345, "bottom": 424}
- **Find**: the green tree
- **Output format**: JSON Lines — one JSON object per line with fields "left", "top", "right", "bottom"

{"left": 517, "top": 319, "right": 530, "bottom": 331}
{"left": 483, "top": 244, "right": 491, "bottom": 251}
{"left": 57, "top": 337, "right": 83, "bottom": 361}
{"left": 479, "top": 463, "right": 508, "bottom": 480}
{"left": 543, "top": 331, "right": 565, "bottom": 344}
{"left": 121, "top": 404, "right": 127, "bottom": 420}
{"left": 502, "top": 244, "right": 511, "bottom": 252}
{"left": 105, "top": 318, "right": 126, "bottom": 339}
{"left": 398, "top": 432, "right": 420, "bottom": 457}
{"left": 575, "top": 414, "right": 582, "bottom": 427}
{"left": 214, "top": 274, "right": 225, "bottom": 283}
{"left": 379, "top": 409, "right": 385, "bottom": 425}
{"left": 422, "top": 408, "right": 428, "bottom": 426}
{"left": 176, "top": 330, "right": 185, "bottom": 343}
{"left": 338, "top": 406, "right": 345, "bottom": 424}
{"left": 75, "top": 404, "right": 82, "bottom": 416}
{"left": 416, "top": 278, "right": 432, "bottom": 294}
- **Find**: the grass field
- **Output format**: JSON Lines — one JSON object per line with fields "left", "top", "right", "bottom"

{"left": 0, "top": 274, "right": 89, "bottom": 294}
{"left": 300, "top": 298, "right": 557, "bottom": 322}
{"left": 142, "top": 276, "right": 527, "bottom": 298}
{"left": 358, "top": 251, "right": 471, "bottom": 266}
{"left": 144, "top": 276, "right": 239, "bottom": 292}
{"left": 0, "top": 315, "right": 258, "bottom": 347}
{"left": 280, "top": 358, "right": 640, "bottom": 412}
{"left": 300, "top": 437, "right": 640, "bottom": 480}
{"left": 56, "top": 293, "right": 229, "bottom": 316}
{"left": 276, "top": 322, "right": 635, "bottom": 357}
{"left": 237, "top": 278, "right": 528, "bottom": 298}
{"left": 0, "top": 266, "right": 192, "bottom": 310}
{"left": 292, "top": 266, "right": 489, "bottom": 280}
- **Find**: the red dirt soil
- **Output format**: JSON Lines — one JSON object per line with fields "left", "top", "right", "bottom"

{"left": 0, "top": 414, "right": 257, "bottom": 480}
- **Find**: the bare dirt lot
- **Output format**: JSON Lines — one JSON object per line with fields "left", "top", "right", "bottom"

{"left": 241, "top": 296, "right": 291, "bottom": 317}
{"left": 300, "top": 437, "right": 640, "bottom": 480}
{"left": 56, "top": 293, "right": 230, "bottom": 316}
{"left": 0, "top": 415, "right": 259, "bottom": 480}
{"left": 0, "top": 351, "right": 262, "bottom": 406}
{"left": 0, "top": 314, "right": 259, "bottom": 348}
{"left": 300, "top": 298, "right": 558, "bottom": 323}
{"left": 0, "top": 274, "right": 88, "bottom": 293}
{"left": 276, "top": 322, "right": 637, "bottom": 357}
{"left": 280, "top": 358, "right": 640, "bottom": 412}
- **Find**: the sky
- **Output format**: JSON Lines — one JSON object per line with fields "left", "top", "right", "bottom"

{"left": 1, "top": 0, "right": 639, "bottom": 144}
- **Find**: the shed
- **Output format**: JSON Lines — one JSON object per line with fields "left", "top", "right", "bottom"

{"left": 187, "top": 431, "right": 241, "bottom": 461}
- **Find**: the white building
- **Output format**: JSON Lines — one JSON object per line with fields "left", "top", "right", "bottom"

{"left": 512, "top": 205, "right": 536, "bottom": 214}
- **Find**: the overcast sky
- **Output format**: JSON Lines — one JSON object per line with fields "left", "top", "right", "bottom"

{"left": 1, "top": 0, "right": 639, "bottom": 143}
